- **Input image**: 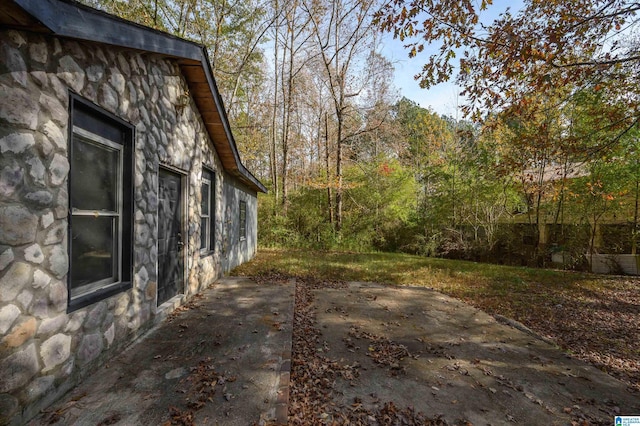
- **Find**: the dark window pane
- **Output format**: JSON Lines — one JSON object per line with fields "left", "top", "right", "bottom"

{"left": 71, "top": 216, "right": 117, "bottom": 292}
{"left": 74, "top": 103, "right": 124, "bottom": 143}
{"left": 209, "top": 198, "right": 215, "bottom": 250}
{"left": 200, "top": 217, "right": 208, "bottom": 249}
{"left": 67, "top": 95, "right": 135, "bottom": 312}
{"left": 240, "top": 201, "right": 246, "bottom": 239}
{"left": 201, "top": 169, "right": 215, "bottom": 252}
{"left": 71, "top": 137, "right": 119, "bottom": 211}
{"left": 201, "top": 182, "right": 210, "bottom": 215}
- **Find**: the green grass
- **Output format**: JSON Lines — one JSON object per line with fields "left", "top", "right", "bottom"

{"left": 238, "top": 249, "right": 572, "bottom": 320}
{"left": 232, "top": 248, "right": 594, "bottom": 309}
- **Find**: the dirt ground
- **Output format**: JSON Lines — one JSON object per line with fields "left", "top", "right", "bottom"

{"left": 292, "top": 280, "right": 640, "bottom": 425}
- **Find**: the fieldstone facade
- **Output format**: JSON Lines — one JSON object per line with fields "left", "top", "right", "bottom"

{"left": 0, "top": 28, "right": 258, "bottom": 425}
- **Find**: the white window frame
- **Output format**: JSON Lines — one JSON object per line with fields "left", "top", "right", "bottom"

{"left": 200, "top": 171, "right": 213, "bottom": 253}
{"left": 70, "top": 126, "right": 123, "bottom": 299}
{"left": 239, "top": 200, "right": 247, "bottom": 241}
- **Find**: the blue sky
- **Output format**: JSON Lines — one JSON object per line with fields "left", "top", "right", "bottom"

{"left": 380, "top": 0, "right": 524, "bottom": 117}
{"left": 380, "top": 34, "right": 464, "bottom": 117}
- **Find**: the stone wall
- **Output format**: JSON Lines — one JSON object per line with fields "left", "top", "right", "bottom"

{"left": 222, "top": 178, "right": 258, "bottom": 273}
{"left": 0, "top": 29, "right": 257, "bottom": 425}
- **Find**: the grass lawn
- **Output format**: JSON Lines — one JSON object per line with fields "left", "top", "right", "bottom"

{"left": 232, "top": 248, "right": 640, "bottom": 391}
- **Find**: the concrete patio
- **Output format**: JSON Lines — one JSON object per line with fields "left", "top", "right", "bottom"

{"left": 28, "top": 277, "right": 639, "bottom": 425}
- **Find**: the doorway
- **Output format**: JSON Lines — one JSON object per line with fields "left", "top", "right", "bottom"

{"left": 157, "top": 167, "right": 185, "bottom": 305}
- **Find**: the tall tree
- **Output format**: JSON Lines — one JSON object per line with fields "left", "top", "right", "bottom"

{"left": 394, "top": 98, "right": 453, "bottom": 211}
{"left": 304, "top": 0, "right": 382, "bottom": 231}
{"left": 277, "top": 0, "right": 314, "bottom": 212}
{"left": 375, "top": 0, "right": 640, "bottom": 149}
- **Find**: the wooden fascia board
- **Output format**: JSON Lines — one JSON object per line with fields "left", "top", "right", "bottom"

{"left": 0, "top": 2, "right": 47, "bottom": 29}
{"left": 188, "top": 51, "right": 266, "bottom": 192}
{"left": 198, "top": 50, "right": 244, "bottom": 167}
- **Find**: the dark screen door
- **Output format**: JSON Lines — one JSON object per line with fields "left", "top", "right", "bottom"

{"left": 158, "top": 168, "right": 184, "bottom": 305}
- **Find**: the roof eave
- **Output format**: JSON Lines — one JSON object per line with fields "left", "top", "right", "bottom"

{"left": 6, "top": 0, "right": 267, "bottom": 194}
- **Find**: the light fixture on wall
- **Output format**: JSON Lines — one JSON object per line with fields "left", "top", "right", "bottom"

{"left": 175, "top": 88, "right": 190, "bottom": 114}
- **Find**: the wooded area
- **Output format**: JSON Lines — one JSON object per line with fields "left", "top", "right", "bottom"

{"left": 84, "top": 0, "right": 640, "bottom": 270}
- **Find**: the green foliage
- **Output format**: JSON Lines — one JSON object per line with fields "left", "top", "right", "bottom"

{"left": 341, "top": 158, "right": 417, "bottom": 251}
{"left": 258, "top": 97, "right": 532, "bottom": 262}
{"left": 80, "top": 0, "right": 640, "bottom": 269}
{"left": 390, "top": 99, "right": 525, "bottom": 259}
{"left": 258, "top": 158, "right": 420, "bottom": 252}
{"left": 258, "top": 186, "right": 341, "bottom": 250}
{"left": 232, "top": 247, "right": 592, "bottom": 291}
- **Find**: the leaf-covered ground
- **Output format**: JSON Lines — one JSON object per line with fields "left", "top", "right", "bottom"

{"left": 255, "top": 272, "right": 453, "bottom": 425}
{"left": 472, "top": 277, "right": 640, "bottom": 393}
{"left": 233, "top": 249, "right": 640, "bottom": 395}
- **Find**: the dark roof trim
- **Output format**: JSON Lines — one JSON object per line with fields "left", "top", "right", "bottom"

{"left": 13, "top": 0, "right": 202, "bottom": 59}
{"left": 8, "top": 0, "right": 267, "bottom": 193}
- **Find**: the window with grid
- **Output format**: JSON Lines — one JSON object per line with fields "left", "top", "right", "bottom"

{"left": 239, "top": 200, "right": 247, "bottom": 241}
{"left": 68, "top": 95, "right": 133, "bottom": 311}
{"left": 200, "top": 168, "right": 215, "bottom": 252}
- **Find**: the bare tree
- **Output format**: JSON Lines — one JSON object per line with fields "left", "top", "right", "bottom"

{"left": 278, "top": 0, "right": 314, "bottom": 212}
{"left": 303, "top": 0, "right": 381, "bottom": 231}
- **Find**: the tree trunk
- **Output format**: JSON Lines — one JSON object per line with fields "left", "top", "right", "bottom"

{"left": 270, "top": 1, "right": 280, "bottom": 215}
{"left": 325, "top": 112, "right": 333, "bottom": 225}
{"left": 280, "top": 11, "right": 297, "bottom": 214}
{"left": 335, "top": 110, "right": 343, "bottom": 232}
{"left": 633, "top": 177, "right": 639, "bottom": 254}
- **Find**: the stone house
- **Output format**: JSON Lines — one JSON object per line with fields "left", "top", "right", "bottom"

{"left": 0, "top": 0, "right": 266, "bottom": 423}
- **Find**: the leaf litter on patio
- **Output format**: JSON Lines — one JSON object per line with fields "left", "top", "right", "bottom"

{"left": 164, "top": 357, "right": 220, "bottom": 426}
{"left": 247, "top": 265, "right": 640, "bottom": 425}
{"left": 234, "top": 249, "right": 640, "bottom": 399}
{"left": 254, "top": 271, "right": 462, "bottom": 425}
